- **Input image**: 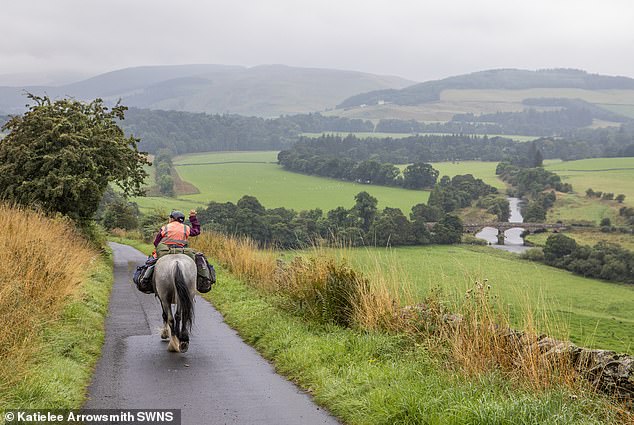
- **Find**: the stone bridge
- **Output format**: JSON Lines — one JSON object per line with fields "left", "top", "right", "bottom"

{"left": 463, "top": 222, "right": 566, "bottom": 245}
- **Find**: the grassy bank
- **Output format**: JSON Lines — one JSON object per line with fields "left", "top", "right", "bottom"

{"left": 0, "top": 205, "right": 113, "bottom": 409}
{"left": 192, "top": 232, "right": 632, "bottom": 421}
{"left": 318, "top": 245, "right": 634, "bottom": 354}
{"left": 203, "top": 256, "right": 622, "bottom": 424}
{"left": 0, "top": 256, "right": 112, "bottom": 409}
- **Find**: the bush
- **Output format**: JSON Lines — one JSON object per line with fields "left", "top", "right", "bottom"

{"left": 140, "top": 209, "right": 168, "bottom": 242}
{"left": 322, "top": 262, "right": 368, "bottom": 327}
{"left": 543, "top": 234, "right": 577, "bottom": 263}
{"left": 77, "top": 220, "right": 107, "bottom": 249}
{"left": 461, "top": 234, "right": 488, "bottom": 245}
{"left": 520, "top": 248, "right": 545, "bottom": 262}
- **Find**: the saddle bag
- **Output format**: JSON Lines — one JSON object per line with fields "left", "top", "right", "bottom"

{"left": 133, "top": 257, "right": 157, "bottom": 294}
{"left": 195, "top": 252, "right": 216, "bottom": 293}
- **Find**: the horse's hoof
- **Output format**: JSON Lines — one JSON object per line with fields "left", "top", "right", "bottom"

{"left": 179, "top": 342, "right": 189, "bottom": 353}
{"left": 167, "top": 337, "right": 179, "bottom": 352}
{"left": 161, "top": 334, "right": 169, "bottom": 340}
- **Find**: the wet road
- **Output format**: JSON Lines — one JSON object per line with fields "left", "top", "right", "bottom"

{"left": 84, "top": 242, "right": 339, "bottom": 425}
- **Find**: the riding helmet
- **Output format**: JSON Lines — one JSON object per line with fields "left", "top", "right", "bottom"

{"left": 170, "top": 210, "right": 186, "bottom": 223}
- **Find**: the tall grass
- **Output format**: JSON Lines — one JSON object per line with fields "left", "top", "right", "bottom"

{"left": 192, "top": 233, "right": 410, "bottom": 330}
{"left": 0, "top": 204, "right": 97, "bottom": 391}
{"left": 193, "top": 231, "right": 598, "bottom": 397}
{"left": 439, "top": 282, "right": 577, "bottom": 392}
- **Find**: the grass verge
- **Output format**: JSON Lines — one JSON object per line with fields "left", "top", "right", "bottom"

{"left": 0, "top": 251, "right": 113, "bottom": 409}
{"left": 203, "top": 266, "right": 622, "bottom": 424}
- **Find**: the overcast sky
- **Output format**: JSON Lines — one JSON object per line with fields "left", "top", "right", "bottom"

{"left": 1, "top": 0, "right": 633, "bottom": 85}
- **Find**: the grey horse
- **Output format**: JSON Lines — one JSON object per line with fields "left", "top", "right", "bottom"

{"left": 153, "top": 254, "right": 197, "bottom": 352}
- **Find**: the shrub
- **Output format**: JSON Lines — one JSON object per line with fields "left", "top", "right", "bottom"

{"left": 521, "top": 248, "right": 545, "bottom": 262}
{"left": 461, "top": 234, "right": 488, "bottom": 245}
{"left": 543, "top": 233, "right": 577, "bottom": 263}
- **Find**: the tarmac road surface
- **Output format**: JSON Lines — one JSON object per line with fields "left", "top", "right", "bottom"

{"left": 84, "top": 242, "right": 339, "bottom": 425}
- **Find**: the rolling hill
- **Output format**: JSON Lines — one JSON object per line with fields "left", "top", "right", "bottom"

{"left": 0, "top": 64, "right": 414, "bottom": 117}
{"left": 332, "top": 69, "right": 634, "bottom": 122}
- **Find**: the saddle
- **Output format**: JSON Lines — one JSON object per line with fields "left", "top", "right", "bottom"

{"left": 133, "top": 250, "right": 216, "bottom": 294}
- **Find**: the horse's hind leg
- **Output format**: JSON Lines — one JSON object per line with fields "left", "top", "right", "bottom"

{"left": 161, "top": 299, "right": 180, "bottom": 352}
{"left": 176, "top": 307, "right": 189, "bottom": 353}
{"left": 160, "top": 310, "right": 169, "bottom": 340}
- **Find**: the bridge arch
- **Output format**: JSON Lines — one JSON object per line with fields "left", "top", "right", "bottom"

{"left": 463, "top": 222, "right": 565, "bottom": 245}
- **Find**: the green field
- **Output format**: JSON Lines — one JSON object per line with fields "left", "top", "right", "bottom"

{"left": 441, "top": 88, "right": 634, "bottom": 106}
{"left": 132, "top": 151, "right": 430, "bottom": 214}
{"left": 326, "top": 245, "right": 634, "bottom": 354}
{"left": 546, "top": 157, "right": 634, "bottom": 204}
{"left": 526, "top": 228, "right": 634, "bottom": 252}
{"left": 547, "top": 193, "right": 621, "bottom": 225}
{"left": 327, "top": 87, "right": 634, "bottom": 124}
{"left": 543, "top": 157, "right": 634, "bottom": 223}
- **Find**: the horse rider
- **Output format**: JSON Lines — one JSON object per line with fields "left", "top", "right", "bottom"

{"left": 134, "top": 210, "right": 201, "bottom": 293}
{"left": 153, "top": 209, "right": 201, "bottom": 253}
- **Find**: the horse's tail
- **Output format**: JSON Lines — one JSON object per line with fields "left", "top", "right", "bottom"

{"left": 174, "top": 262, "right": 194, "bottom": 333}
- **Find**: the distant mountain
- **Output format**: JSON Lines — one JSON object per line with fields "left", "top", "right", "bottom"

{"left": 0, "top": 70, "right": 91, "bottom": 87}
{"left": 338, "top": 68, "right": 634, "bottom": 108}
{"left": 0, "top": 64, "right": 414, "bottom": 117}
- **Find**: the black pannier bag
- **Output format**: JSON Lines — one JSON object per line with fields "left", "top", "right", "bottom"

{"left": 195, "top": 252, "right": 216, "bottom": 293}
{"left": 133, "top": 257, "right": 157, "bottom": 294}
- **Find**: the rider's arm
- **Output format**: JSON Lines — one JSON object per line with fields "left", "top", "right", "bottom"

{"left": 189, "top": 213, "right": 201, "bottom": 237}
{"left": 153, "top": 228, "right": 164, "bottom": 247}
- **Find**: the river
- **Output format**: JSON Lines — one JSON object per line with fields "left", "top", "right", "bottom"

{"left": 475, "top": 197, "right": 532, "bottom": 254}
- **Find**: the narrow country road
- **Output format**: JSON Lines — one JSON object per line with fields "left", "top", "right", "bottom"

{"left": 84, "top": 242, "right": 339, "bottom": 425}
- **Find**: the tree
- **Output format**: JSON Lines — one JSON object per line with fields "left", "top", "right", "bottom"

{"left": 523, "top": 201, "right": 546, "bottom": 222}
{"left": 430, "top": 215, "right": 463, "bottom": 244}
{"left": 352, "top": 192, "right": 378, "bottom": 232}
{"left": 528, "top": 141, "right": 544, "bottom": 167}
{"left": 369, "top": 207, "right": 413, "bottom": 246}
{"left": 102, "top": 199, "right": 139, "bottom": 230}
{"left": 402, "top": 162, "right": 439, "bottom": 189}
{"left": 615, "top": 194, "right": 626, "bottom": 203}
{"left": 410, "top": 203, "right": 443, "bottom": 222}
{"left": 0, "top": 94, "right": 149, "bottom": 223}
{"left": 154, "top": 148, "right": 175, "bottom": 196}
{"left": 543, "top": 234, "right": 577, "bottom": 263}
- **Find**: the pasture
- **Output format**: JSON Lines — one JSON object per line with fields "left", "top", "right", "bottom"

{"left": 547, "top": 193, "right": 621, "bottom": 225}
{"left": 544, "top": 157, "right": 634, "bottom": 223}
{"left": 327, "top": 88, "right": 634, "bottom": 122}
{"left": 526, "top": 228, "right": 634, "bottom": 252}
{"left": 546, "top": 157, "right": 634, "bottom": 203}
{"left": 132, "top": 151, "right": 430, "bottom": 214}
{"left": 324, "top": 245, "right": 634, "bottom": 354}
{"left": 441, "top": 88, "right": 634, "bottom": 109}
